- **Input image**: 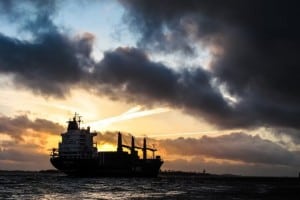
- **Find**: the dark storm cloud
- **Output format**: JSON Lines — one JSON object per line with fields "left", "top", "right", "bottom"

{"left": 0, "top": 0, "right": 300, "bottom": 133}
{"left": 120, "top": 0, "right": 299, "bottom": 52}
{"left": 117, "top": 0, "right": 300, "bottom": 130}
{"left": 0, "top": 115, "right": 64, "bottom": 141}
{"left": 0, "top": 32, "right": 94, "bottom": 97}
{"left": 0, "top": 0, "right": 95, "bottom": 97}
{"left": 93, "top": 47, "right": 231, "bottom": 125}
{"left": 0, "top": 1, "right": 95, "bottom": 96}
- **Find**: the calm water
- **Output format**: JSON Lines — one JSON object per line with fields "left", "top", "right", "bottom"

{"left": 0, "top": 171, "right": 299, "bottom": 200}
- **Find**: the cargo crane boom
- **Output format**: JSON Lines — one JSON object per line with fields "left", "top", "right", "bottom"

{"left": 117, "top": 132, "right": 158, "bottom": 159}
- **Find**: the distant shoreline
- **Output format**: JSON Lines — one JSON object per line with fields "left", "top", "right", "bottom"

{"left": 0, "top": 169, "right": 61, "bottom": 174}
{"left": 0, "top": 169, "right": 299, "bottom": 178}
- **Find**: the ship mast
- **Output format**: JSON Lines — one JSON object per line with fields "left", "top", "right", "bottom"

{"left": 117, "top": 132, "right": 123, "bottom": 152}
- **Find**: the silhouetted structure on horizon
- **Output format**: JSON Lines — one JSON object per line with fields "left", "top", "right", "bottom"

{"left": 50, "top": 113, "right": 163, "bottom": 177}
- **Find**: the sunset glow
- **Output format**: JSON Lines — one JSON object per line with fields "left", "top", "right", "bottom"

{"left": 0, "top": 0, "right": 299, "bottom": 177}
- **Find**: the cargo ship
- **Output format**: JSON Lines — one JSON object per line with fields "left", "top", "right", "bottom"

{"left": 50, "top": 114, "right": 163, "bottom": 177}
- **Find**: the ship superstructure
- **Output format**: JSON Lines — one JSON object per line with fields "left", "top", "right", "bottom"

{"left": 50, "top": 114, "right": 163, "bottom": 177}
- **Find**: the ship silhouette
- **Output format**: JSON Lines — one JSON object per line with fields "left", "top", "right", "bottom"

{"left": 50, "top": 114, "right": 163, "bottom": 177}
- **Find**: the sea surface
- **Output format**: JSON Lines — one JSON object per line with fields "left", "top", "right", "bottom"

{"left": 0, "top": 171, "right": 300, "bottom": 200}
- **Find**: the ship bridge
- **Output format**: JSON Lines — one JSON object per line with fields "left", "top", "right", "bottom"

{"left": 53, "top": 114, "right": 98, "bottom": 158}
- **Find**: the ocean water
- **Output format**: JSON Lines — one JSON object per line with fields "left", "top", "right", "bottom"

{"left": 0, "top": 171, "right": 299, "bottom": 200}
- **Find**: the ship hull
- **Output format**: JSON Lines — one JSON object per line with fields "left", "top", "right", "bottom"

{"left": 50, "top": 157, "right": 163, "bottom": 177}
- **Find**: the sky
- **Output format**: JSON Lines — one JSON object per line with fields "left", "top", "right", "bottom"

{"left": 0, "top": 0, "right": 299, "bottom": 176}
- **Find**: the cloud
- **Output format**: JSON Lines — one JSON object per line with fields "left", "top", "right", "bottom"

{"left": 0, "top": 115, "right": 64, "bottom": 141}
{"left": 96, "top": 131, "right": 118, "bottom": 145}
{"left": 0, "top": 147, "right": 51, "bottom": 170}
{"left": 0, "top": 148, "right": 46, "bottom": 162}
{"left": 0, "top": 0, "right": 95, "bottom": 97}
{"left": 159, "top": 133, "right": 300, "bottom": 166}
{"left": 0, "top": 113, "right": 63, "bottom": 170}
{"left": 0, "top": 31, "right": 96, "bottom": 97}
{"left": 268, "top": 128, "right": 300, "bottom": 145}
{"left": 92, "top": 47, "right": 231, "bottom": 123}
{"left": 96, "top": 131, "right": 300, "bottom": 167}
{"left": 120, "top": 0, "right": 298, "bottom": 53}
{"left": 0, "top": 0, "right": 59, "bottom": 36}
{"left": 0, "top": 0, "right": 300, "bottom": 136}
{"left": 0, "top": 117, "right": 298, "bottom": 174}
{"left": 115, "top": 0, "right": 300, "bottom": 131}
{"left": 0, "top": 0, "right": 57, "bottom": 20}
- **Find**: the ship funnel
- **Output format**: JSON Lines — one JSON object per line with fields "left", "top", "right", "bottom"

{"left": 117, "top": 132, "right": 122, "bottom": 152}
{"left": 143, "top": 138, "right": 147, "bottom": 160}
